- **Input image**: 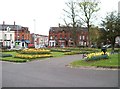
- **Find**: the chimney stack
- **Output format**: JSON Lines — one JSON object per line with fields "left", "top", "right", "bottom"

{"left": 3, "top": 21, "right": 5, "bottom": 25}
{"left": 14, "top": 21, "right": 15, "bottom": 25}
{"left": 58, "top": 23, "right": 60, "bottom": 27}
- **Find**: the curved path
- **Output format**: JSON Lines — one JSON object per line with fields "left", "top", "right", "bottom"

{"left": 2, "top": 54, "right": 118, "bottom": 87}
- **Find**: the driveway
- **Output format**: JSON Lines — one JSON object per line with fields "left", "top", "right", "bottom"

{"left": 2, "top": 54, "right": 118, "bottom": 87}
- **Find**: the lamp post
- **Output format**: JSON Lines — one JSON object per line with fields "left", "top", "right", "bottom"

{"left": 33, "top": 19, "right": 36, "bottom": 48}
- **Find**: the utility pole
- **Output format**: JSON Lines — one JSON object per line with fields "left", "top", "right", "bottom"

{"left": 33, "top": 19, "right": 36, "bottom": 48}
{"left": 2, "top": 21, "right": 5, "bottom": 47}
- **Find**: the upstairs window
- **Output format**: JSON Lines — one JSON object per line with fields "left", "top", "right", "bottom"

{"left": 4, "top": 34, "right": 7, "bottom": 40}
{"left": 10, "top": 34, "right": 12, "bottom": 40}
{"left": 83, "top": 36, "right": 85, "bottom": 40}
{"left": 50, "top": 36, "right": 53, "bottom": 40}
{"left": 60, "top": 34, "right": 62, "bottom": 39}
{"left": 80, "top": 36, "right": 81, "bottom": 40}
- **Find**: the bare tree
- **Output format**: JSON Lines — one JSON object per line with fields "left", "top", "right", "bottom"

{"left": 62, "top": 0, "right": 81, "bottom": 46}
{"left": 78, "top": 0, "right": 100, "bottom": 46}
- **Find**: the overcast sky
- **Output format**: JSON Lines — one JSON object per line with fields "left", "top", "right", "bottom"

{"left": 0, "top": 0, "right": 119, "bottom": 35}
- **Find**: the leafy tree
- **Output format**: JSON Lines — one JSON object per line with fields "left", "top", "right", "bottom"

{"left": 78, "top": 0, "right": 100, "bottom": 46}
{"left": 89, "top": 26, "right": 101, "bottom": 46}
{"left": 101, "top": 11, "right": 120, "bottom": 51}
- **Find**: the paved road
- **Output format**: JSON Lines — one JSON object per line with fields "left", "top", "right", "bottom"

{"left": 2, "top": 54, "right": 118, "bottom": 87}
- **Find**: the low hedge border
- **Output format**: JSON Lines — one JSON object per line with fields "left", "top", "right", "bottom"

{"left": 0, "top": 54, "right": 12, "bottom": 58}
{"left": 64, "top": 51, "right": 93, "bottom": 55}
{"left": 1, "top": 58, "right": 27, "bottom": 63}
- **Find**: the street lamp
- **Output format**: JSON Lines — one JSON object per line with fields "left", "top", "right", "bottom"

{"left": 33, "top": 19, "right": 36, "bottom": 48}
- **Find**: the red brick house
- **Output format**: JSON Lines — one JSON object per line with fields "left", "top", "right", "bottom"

{"left": 48, "top": 26, "right": 89, "bottom": 47}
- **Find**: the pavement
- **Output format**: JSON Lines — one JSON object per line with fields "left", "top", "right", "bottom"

{"left": 1, "top": 54, "right": 119, "bottom": 87}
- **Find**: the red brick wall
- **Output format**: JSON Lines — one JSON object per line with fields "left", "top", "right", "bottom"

{"left": 49, "top": 27, "right": 89, "bottom": 47}
{"left": 15, "top": 27, "right": 31, "bottom": 42}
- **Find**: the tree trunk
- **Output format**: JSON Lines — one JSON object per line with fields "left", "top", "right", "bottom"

{"left": 87, "top": 23, "right": 91, "bottom": 47}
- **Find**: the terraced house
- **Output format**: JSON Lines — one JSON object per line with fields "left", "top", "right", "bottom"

{"left": 0, "top": 21, "right": 31, "bottom": 49}
{"left": 0, "top": 22, "right": 15, "bottom": 49}
{"left": 48, "top": 26, "right": 89, "bottom": 47}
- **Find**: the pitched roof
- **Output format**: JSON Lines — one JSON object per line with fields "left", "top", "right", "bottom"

{"left": 0, "top": 24, "right": 22, "bottom": 31}
{"left": 49, "top": 27, "right": 88, "bottom": 32}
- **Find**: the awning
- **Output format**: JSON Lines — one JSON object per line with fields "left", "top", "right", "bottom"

{"left": 15, "top": 40, "right": 21, "bottom": 42}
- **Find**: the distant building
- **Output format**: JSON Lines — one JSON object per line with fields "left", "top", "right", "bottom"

{"left": 0, "top": 22, "right": 15, "bottom": 49}
{"left": 0, "top": 21, "right": 31, "bottom": 48}
{"left": 32, "top": 34, "right": 48, "bottom": 48}
{"left": 39, "top": 35, "right": 48, "bottom": 47}
{"left": 48, "top": 26, "right": 89, "bottom": 47}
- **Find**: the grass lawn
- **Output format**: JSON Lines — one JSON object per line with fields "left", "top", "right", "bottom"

{"left": 51, "top": 52, "right": 64, "bottom": 57}
{"left": 70, "top": 53, "right": 119, "bottom": 68}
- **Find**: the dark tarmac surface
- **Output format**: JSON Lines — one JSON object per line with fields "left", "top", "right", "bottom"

{"left": 1, "top": 54, "right": 118, "bottom": 87}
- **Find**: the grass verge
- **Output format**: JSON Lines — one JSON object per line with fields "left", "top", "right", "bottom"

{"left": 70, "top": 53, "right": 119, "bottom": 68}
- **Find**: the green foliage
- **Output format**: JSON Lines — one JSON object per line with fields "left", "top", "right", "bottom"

{"left": 100, "top": 11, "right": 120, "bottom": 50}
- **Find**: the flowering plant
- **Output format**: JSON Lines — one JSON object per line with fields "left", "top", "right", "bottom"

{"left": 14, "top": 54, "right": 52, "bottom": 59}
{"left": 19, "top": 48, "right": 51, "bottom": 54}
{"left": 85, "top": 52, "right": 110, "bottom": 61}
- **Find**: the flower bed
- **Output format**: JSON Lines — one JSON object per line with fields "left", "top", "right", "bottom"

{"left": 19, "top": 48, "right": 51, "bottom": 54}
{"left": 14, "top": 54, "right": 53, "bottom": 59}
{"left": 85, "top": 52, "right": 110, "bottom": 61}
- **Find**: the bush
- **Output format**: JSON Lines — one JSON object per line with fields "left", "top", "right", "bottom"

{"left": 0, "top": 54, "right": 12, "bottom": 58}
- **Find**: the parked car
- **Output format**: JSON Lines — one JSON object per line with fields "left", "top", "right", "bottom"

{"left": 28, "top": 44, "right": 35, "bottom": 48}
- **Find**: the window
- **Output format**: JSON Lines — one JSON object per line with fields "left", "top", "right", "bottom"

{"left": 83, "top": 36, "right": 85, "bottom": 40}
{"left": 65, "top": 35, "right": 67, "bottom": 39}
{"left": 80, "top": 36, "right": 81, "bottom": 40}
{"left": 50, "top": 36, "right": 52, "bottom": 40}
{"left": 60, "top": 34, "right": 62, "bottom": 39}
{"left": 55, "top": 35, "right": 57, "bottom": 39}
{"left": 22, "top": 35, "right": 24, "bottom": 39}
{"left": 87, "top": 36, "right": 88, "bottom": 40}
{"left": 10, "top": 34, "right": 12, "bottom": 40}
{"left": 4, "top": 34, "right": 7, "bottom": 40}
